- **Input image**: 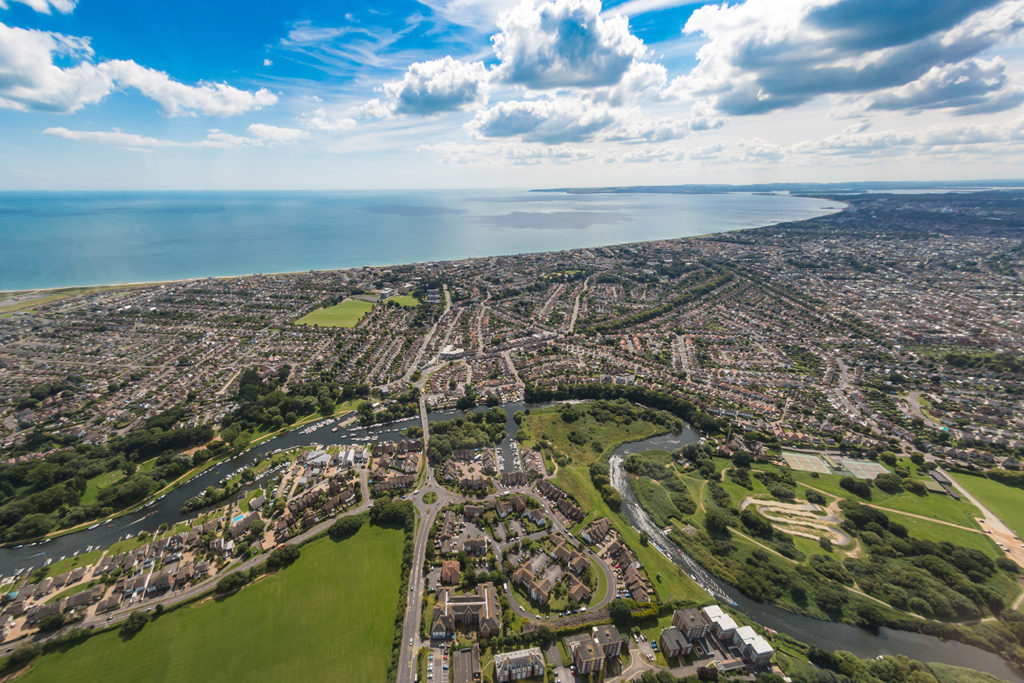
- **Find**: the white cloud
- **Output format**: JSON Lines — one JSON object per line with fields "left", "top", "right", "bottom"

{"left": 304, "top": 107, "right": 356, "bottom": 131}
{"left": 492, "top": 0, "right": 649, "bottom": 89}
{"left": 372, "top": 56, "right": 488, "bottom": 116}
{"left": 415, "top": 0, "right": 520, "bottom": 31}
{"left": 247, "top": 123, "right": 308, "bottom": 142}
{"left": 676, "top": 0, "right": 1024, "bottom": 116}
{"left": 420, "top": 140, "right": 594, "bottom": 165}
{"left": 0, "top": 21, "right": 277, "bottom": 115}
{"left": 865, "top": 58, "right": 1024, "bottom": 115}
{"left": 263, "top": 58, "right": 273, "bottom": 67}
{"left": 468, "top": 97, "right": 617, "bottom": 143}
{"left": 102, "top": 60, "right": 277, "bottom": 117}
{"left": 0, "top": 0, "right": 76, "bottom": 15}
{"left": 42, "top": 126, "right": 259, "bottom": 149}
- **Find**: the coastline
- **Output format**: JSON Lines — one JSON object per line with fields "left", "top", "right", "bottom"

{"left": 0, "top": 196, "right": 846, "bottom": 295}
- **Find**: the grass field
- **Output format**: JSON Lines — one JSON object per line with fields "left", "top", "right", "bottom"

{"left": 80, "top": 470, "right": 126, "bottom": 506}
{"left": 630, "top": 476, "right": 681, "bottom": 527}
{"left": 294, "top": 299, "right": 374, "bottom": 328}
{"left": 789, "top": 469, "right": 983, "bottom": 528}
{"left": 949, "top": 473, "right": 1024, "bottom": 539}
{"left": 517, "top": 405, "right": 669, "bottom": 465}
{"left": 21, "top": 525, "right": 404, "bottom": 683}
{"left": 386, "top": 294, "right": 420, "bottom": 308}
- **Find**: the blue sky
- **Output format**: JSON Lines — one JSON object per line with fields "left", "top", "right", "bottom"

{"left": 1, "top": 0, "right": 1023, "bottom": 189}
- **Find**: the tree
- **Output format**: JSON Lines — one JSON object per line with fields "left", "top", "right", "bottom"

{"left": 121, "top": 610, "right": 149, "bottom": 639}
{"left": 328, "top": 516, "right": 363, "bottom": 541}
{"left": 608, "top": 598, "right": 632, "bottom": 626}
{"left": 265, "top": 545, "right": 300, "bottom": 571}
{"left": 704, "top": 507, "right": 732, "bottom": 536}
{"left": 839, "top": 476, "right": 872, "bottom": 499}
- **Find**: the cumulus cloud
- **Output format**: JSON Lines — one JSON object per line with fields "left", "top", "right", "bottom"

{"left": 492, "top": 0, "right": 649, "bottom": 89}
{"left": 371, "top": 56, "right": 488, "bottom": 116}
{"left": 247, "top": 123, "right": 308, "bottom": 142}
{"left": 303, "top": 106, "right": 356, "bottom": 131}
{"left": 468, "top": 98, "right": 617, "bottom": 143}
{"left": 0, "top": 0, "right": 76, "bottom": 14}
{"left": 0, "top": 22, "right": 276, "bottom": 115}
{"left": 677, "top": 0, "right": 1024, "bottom": 116}
{"left": 865, "top": 58, "right": 1024, "bottom": 115}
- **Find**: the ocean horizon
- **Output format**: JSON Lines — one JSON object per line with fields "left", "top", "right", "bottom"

{"left": 0, "top": 190, "right": 840, "bottom": 291}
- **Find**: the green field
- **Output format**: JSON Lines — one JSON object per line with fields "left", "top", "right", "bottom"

{"left": 517, "top": 404, "right": 671, "bottom": 465}
{"left": 294, "top": 299, "right": 375, "bottom": 328}
{"left": 80, "top": 470, "right": 126, "bottom": 506}
{"left": 949, "top": 473, "right": 1024, "bottom": 539}
{"left": 789, "top": 469, "right": 983, "bottom": 529}
{"left": 386, "top": 294, "right": 420, "bottom": 308}
{"left": 21, "top": 525, "right": 404, "bottom": 683}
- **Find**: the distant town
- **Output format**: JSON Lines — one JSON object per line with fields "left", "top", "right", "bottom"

{"left": 0, "top": 190, "right": 1023, "bottom": 683}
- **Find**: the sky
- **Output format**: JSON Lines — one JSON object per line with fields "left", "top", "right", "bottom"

{"left": 1, "top": 0, "right": 1023, "bottom": 190}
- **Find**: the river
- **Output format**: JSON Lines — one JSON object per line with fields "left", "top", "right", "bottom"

{"left": 607, "top": 433, "right": 1024, "bottom": 682}
{"left": 3, "top": 403, "right": 1020, "bottom": 680}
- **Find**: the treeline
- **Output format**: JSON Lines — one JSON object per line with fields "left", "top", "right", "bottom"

{"left": 222, "top": 367, "right": 370, "bottom": 434}
{"left": 584, "top": 270, "right": 733, "bottom": 334}
{"left": 524, "top": 382, "right": 727, "bottom": 435}
{"left": 427, "top": 408, "right": 506, "bottom": 461}
{"left": 0, "top": 406, "right": 213, "bottom": 542}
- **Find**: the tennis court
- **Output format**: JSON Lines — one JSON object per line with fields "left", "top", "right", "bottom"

{"left": 837, "top": 457, "right": 889, "bottom": 480}
{"left": 781, "top": 452, "right": 830, "bottom": 474}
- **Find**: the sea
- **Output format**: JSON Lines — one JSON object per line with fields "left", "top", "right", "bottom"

{"left": 0, "top": 190, "right": 841, "bottom": 291}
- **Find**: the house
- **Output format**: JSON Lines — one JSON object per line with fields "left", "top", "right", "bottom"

{"left": 510, "top": 495, "right": 526, "bottom": 513}
{"left": 96, "top": 595, "right": 120, "bottom": 613}
{"left": 463, "top": 537, "right": 488, "bottom": 555}
{"left": 441, "top": 560, "right": 461, "bottom": 586}
{"left": 442, "top": 461, "right": 458, "bottom": 481}
{"left": 496, "top": 500, "right": 513, "bottom": 518}
{"left": 581, "top": 518, "right": 612, "bottom": 544}
{"left": 524, "top": 508, "right": 547, "bottom": 527}
{"left": 494, "top": 646, "right": 544, "bottom": 682}
{"left": 567, "top": 575, "right": 591, "bottom": 604}
{"left": 568, "top": 553, "right": 589, "bottom": 575}
{"left": 147, "top": 571, "right": 173, "bottom": 594}
{"left": 501, "top": 471, "right": 528, "bottom": 487}
{"left": 431, "top": 583, "right": 500, "bottom": 640}
{"left": 229, "top": 512, "right": 255, "bottom": 539}
{"left": 463, "top": 504, "right": 484, "bottom": 520}
{"left": 249, "top": 495, "right": 266, "bottom": 511}
{"left": 659, "top": 627, "right": 691, "bottom": 659}
{"left": 63, "top": 590, "right": 94, "bottom": 612}
{"left": 673, "top": 607, "right": 712, "bottom": 641}
{"left": 26, "top": 602, "right": 63, "bottom": 626}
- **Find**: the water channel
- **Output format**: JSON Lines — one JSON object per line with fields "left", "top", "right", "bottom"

{"left": 2, "top": 403, "right": 1020, "bottom": 680}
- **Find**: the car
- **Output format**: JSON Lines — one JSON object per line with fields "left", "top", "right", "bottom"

{"left": 409, "top": 638, "right": 414, "bottom": 646}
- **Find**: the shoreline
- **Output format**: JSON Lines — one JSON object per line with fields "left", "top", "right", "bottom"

{"left": 0, "top": 197, "right": 847, "bottom": 296}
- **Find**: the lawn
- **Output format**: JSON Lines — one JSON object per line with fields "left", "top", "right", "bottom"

{"left": 949, "top": 473, "right": 1024, "bottom": 539}
{"left": 294, "top": 299, "right": 375, "bottom": 328}
{"left": 517, "top": 404, "right": 671, "bottom": 465}
{"left": 21, "top": 525, "right": 404, "bottom": 683}
{"left": 80, "top": 470, "right": 126, "bottom": 506}
{"left": 386, "top": 294, "right": 420, "bottom": 308}
{"left": 882, "top": 510, "right": 1002, "bottom": 559}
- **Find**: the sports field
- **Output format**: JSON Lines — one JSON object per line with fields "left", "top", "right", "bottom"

{"left": 781, "top": 452, "right": 830, "bottom": 474}
{"left": 294, "top": 299, "right": 374, "bottom": 328}
{"left": 21, "top": 525, "right": 404, "bottom": 683}
{"left": 386, "top": 294, "right": 420, "bottom": 308}
{"left": 836, "top": 457, "right": 889, "bottom": 479}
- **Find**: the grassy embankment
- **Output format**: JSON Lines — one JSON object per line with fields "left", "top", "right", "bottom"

{"left": 19, "top": 525, "right": 404, "bottom": 683}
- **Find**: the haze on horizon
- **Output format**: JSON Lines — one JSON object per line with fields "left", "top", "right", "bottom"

{"left": 1, "top": 0, "right": 1023, "bottom": 191}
